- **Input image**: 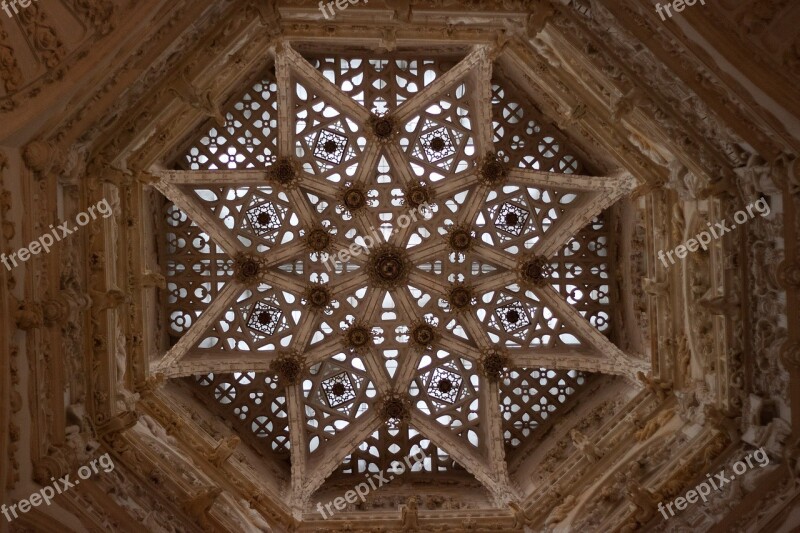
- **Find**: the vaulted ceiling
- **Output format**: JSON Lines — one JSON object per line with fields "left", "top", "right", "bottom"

{"left": 1, "top": 1, "right": 798, "bottom": 532}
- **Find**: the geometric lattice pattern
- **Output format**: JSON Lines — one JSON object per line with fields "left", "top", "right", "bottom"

{"left": 476, "top": 185, "right": 581, "bottom": 253}
{"left": 189, "top": 186, "right": 298, "bottom": 252}
{"left": 551, "top": 215, "right": 612, "bottom": 333}
{"left": 309, "top": 54, "right": 455, "bottom": 115}
{"left": 164, "top": 202, "right": 233, "bottom": 336}
{"left": 495, "top": 301, "right": 532, "bottom": 333}
{"left": 492, "top": 80, "right": 583, "bottom": 174}
{"left": 338, "top": 424, "right": 464, "bottom": 476}
{"left": 495, "top": 201, "right": 530, "bottom": 236}
{"left": 176, "top": 71, "right": 279, "bottom": 170}
{"left": 313, "top": 129, "right": 349, "bottom": 165}
{"left": 477, "top": 288, "right": 585, "bottom": 348}
{"left": 246, "top": 201, "right": 282, "bottom": 236}
{"left": 426, "top": 366, "right": 464, "bottom": 404}
{"left": 246, "top": 301, "right": 282, "bottom": 336}
{"left": 419, "top": 127, "right": 457, "bottom": 163}
{"left": 189, "top": 372, "right": 291, "bottom": 458}
{"left": 294, "top": 79, "right": 365, "bottom": 183}
{"left": 401, "top": 89, "right": 477, "bottom": 179}
{"left": 195, "top": 286, "right": 297, "bottom": 352}
{"left": 499, "top": 368, "right": 587, "bottom": 450}
{"left": 304, "top": 355, "right": 374, "bottom": 453}
{"left": 412, "top": 353, "right": 481, "bottom": 447}
{"left": 321, "top": 372, "right": 357, "bottom": 408}
{"left": 156, "top": 45, "right": 641, "bottom": 507}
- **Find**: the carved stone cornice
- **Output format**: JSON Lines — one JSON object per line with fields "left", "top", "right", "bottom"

{"left": 594, "top": 0, "right": 797, "bottom": 159}
{"left": 96, "top": 410, "right": 139, "bottom": 438}
{"left": 138, "top": 390, "right": 297, "bottom": 528}
{"left": 542, "top": 5, "right": 740, "bottom": 190}
{"left": 782, "top": 341, "right": 800, "bottom": 372}
{"left": 778, "top": 259, "right": 800, "bottom": 291}
{"left": 32, "top": 450, "right": 71, "bottom": 485}
{"left": 0, "top": 0, "right": 151, "bottom": 132}
{"left": 22, "top": 140, "right": 66, "bottom": 180}
{"left": 676, "top": 0, "right": 800, "bottom": 124}
{"left": 103, "top": 430, "right": 213, "bottom": 531}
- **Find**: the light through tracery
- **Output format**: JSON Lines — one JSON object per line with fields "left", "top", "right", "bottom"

{"left": 156, "top": 45, "right": 643, "bottom": 505}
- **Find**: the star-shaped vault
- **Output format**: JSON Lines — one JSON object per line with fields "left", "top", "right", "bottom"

{"left": 149, "top": 43, "right": 649, "bottom": 511}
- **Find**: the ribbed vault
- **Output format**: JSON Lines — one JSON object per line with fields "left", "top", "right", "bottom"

{"left": 147, "top": 42, "right": 648, "bottom": 511}
{"left": 0, "top": 1, "right": 797, "bottom": 532}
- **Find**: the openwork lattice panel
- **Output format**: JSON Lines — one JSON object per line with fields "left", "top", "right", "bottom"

{"left": 154, "top": 47, "right": 627, "bottom": 504}
{"left": 303, "top": 354, "right": 376, "bottom": 453}
{"left": 374, "top": 291, "right": 412, "bottom": 380}
{"left": 361, "top": 290, "right": 449, "bottom": 381}
{"left": 174, "top": 69, "right": 279, "bottom": 170}
{"left": 412, "top": 214, "right": 501, "bottom": 278}
{"left": 293, "top": 77, "right": 367, "bottom": 183}
{"left": 551, "top": 215, "right": 612, "bottom": 334}
{"left": 414, "top": 254, "right": 500, "bottom": 332}
{"left": 416, "top": 258, "right": 500, "bottom": 283}
{"left": 304, "top": 186, "right": 378, "bottom": 247}
{"left": 185, "top": 186, "right": 301, "bottom": 252}
{"left": 375, "top": 155, "right": 425, "bottom": 240}
{"left": 491, "top": 79, "right": 583, "bottom": 174}
{"left": 336, "top": 424, "right": 465, "bottom": 476}
{"left": 188, "top": 372, "right": 291, "bottom": 458}
{"left": 308, "top": 54, "right": 456, "bottom": 114}
{"left": 499, "top": 368, "right": 588, "bottom": 450}
{"left": 400, "top": 180, "right": 482, "bottom": 260}
{"left": 476, "top": 287, "right": 587, "bottom": 348}
{"left": 410, "top": 351, "right": 481, "bottom": 447}
{"left": 474, "top": 185, "right": 581, "bottom": 253}
{"left": 163, "top": 201, "right": 233, "bottom": 336}
{"left": 400, "top": 81, "right": 478, "bottom": 180}
{"left": 193, "top": 284, "right": 302, "bottom": 352}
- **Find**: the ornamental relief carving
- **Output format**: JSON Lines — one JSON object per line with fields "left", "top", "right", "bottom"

{"left": 1, "top": 0, "right": 794, "bottom": 530}
{"left": 0, "top": 23, "right": 23, "bottom": 96}
{"left": 561, "top": 0, "right": 787, "bottom": 167}
{"left": 1, "top": 150, "right": 21, "bottom": 497}
{"left": 0, "top": 0, "right": 117, "bottom": 104}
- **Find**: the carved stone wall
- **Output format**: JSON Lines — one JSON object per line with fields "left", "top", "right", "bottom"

{"left": 0, "top": 0, "right": 797, "bottom": 531}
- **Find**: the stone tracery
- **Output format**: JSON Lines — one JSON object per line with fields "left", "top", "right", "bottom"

{"left": 0, "top": 0, "right": 796, "bottom": 531}
{"left": 154, "top": 43, "right": 644, "bottom": 511}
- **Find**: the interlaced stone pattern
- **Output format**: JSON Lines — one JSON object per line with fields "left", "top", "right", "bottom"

{"left": 153, "top": 45, "right": 643, "bottom": 508}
